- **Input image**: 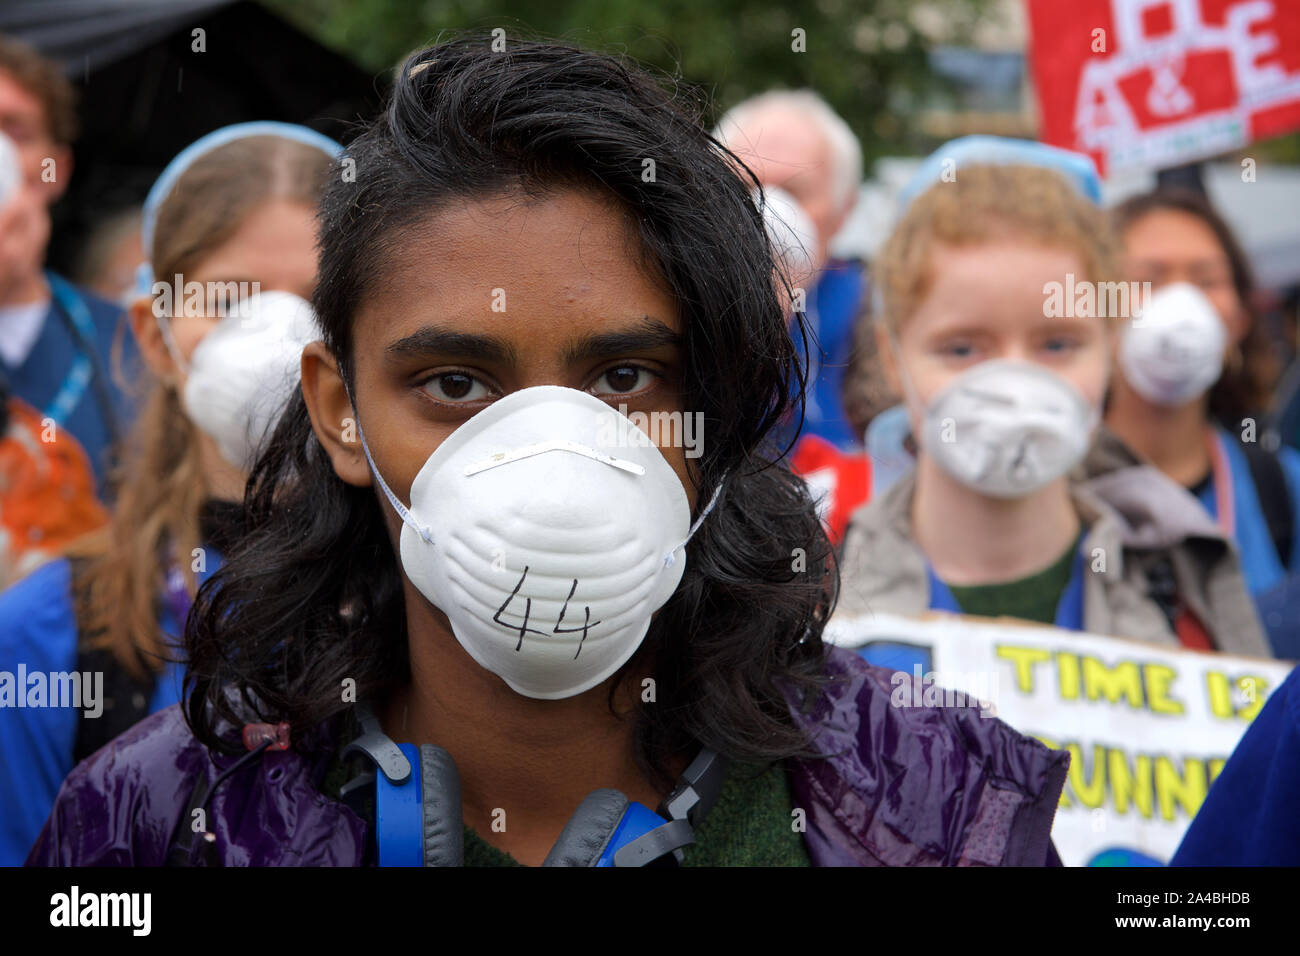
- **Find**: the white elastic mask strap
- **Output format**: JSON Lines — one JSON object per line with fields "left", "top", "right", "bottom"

{"left": 156, "top": 314, "right": 190, "bottom": 376}
{"left": 352, "top": 416, "right": 435, "bottom": 545}
{"left": 665, "top": 477, "right": 725, "bottom": 568}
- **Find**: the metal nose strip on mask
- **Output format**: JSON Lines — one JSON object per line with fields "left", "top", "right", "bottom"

{"left": 354, "top": 412, "right": 725, "bottom": 561}
{"left": 356, "top": 422, "right": 656, "bottom": 543}
{"left": 463, "top": 439, "right": 646, "bottom": 477}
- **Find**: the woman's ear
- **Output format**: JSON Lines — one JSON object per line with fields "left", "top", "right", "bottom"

{"left": 128, "top": 296, "right": 179, "bottom": 383}
{"left": 301, "top": 340, "right": 371, "bottom": 488}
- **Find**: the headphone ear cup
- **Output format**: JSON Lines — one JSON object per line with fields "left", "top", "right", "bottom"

{"left": 418, "top": 744, "right": 463, "bottom": 866}
{"left": 542, "top": 788, "right": 629, "bottom": 867}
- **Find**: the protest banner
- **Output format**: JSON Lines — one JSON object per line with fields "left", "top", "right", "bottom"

{"left": 1026, "top": 0, "right": 1300, "bottom": 173}
{"left": 824, "top": 611, "right": 1296, "bottom": 867}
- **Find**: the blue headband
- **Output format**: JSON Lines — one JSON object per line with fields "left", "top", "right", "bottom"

{"left": 871, "top": 136, "right": 1103, "bottom": 324}
{"left": 136, "top": 121, "right": 343, "bottom": 296}
{"left": 896, "top": 135, "right": 1102, "bottom": 212}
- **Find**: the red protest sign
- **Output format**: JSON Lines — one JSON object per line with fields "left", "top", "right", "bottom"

{"left": 1026, "top": 0, "right": 1300, "bottom": 174}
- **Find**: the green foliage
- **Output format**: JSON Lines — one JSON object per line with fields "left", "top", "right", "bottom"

{"left": 263, "top": 0, "right": 993, "bottom": 161}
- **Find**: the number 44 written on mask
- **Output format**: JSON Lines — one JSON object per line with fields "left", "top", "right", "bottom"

{"left": 493, "top": 567, "right": 602, "bottom": 659}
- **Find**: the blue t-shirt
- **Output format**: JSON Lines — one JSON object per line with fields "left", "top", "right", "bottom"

{"left": 4, "top": 278, "right": 140, "bottom": 497}
{"left": 1171, "top": 663, "right": 1300, "bottom": 866}
{"left": 0, "top": 552, "right": 220, "bottom": 865}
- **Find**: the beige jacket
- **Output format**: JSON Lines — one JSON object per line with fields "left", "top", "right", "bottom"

{"left": 836, "top": 449, "right": 1270, "bottom": 656}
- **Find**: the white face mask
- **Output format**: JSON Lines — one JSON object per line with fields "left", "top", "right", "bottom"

{"left": 896, "top": 351, "right": 1098, "bottom": 499}
{"left": 354, "top": 385, "right": 719, "bottom": 701}
{"left": 1118, "top": 281, "right": 1226, "bottom": 407}
{"left": 169, "top": 291, "right": 321, "bottom": 470}
{"left": 756, "top": 185, "right": 817, "bottom": 283}
{"left": 0, "top": 130, "right": 20, "bottom": 209}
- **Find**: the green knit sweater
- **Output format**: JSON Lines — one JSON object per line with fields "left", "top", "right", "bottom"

{"left": 944, "top": 537, "right": 1078, "bottom": 625}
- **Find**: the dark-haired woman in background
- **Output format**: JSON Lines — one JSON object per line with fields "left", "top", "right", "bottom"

{"left": 28, "top": 38, "right": 1067, "bottom": 867}
{"left": 1103, "top": 190, "right": 1300, "bottom": 641}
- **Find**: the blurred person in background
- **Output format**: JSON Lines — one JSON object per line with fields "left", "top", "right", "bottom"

{"left": 835, "top": 143, "right": 1268, "bottom": 661}
{"left": 0, "top": 34, "right": 138, "bottom": 495}
{"left": 715, "top": 91, "right": 870, "bottom": 541}
{"left": 715, "top": 89, "right": 866, "bottom": 453}
{"left": 1100, "top": 189, "right": 1300, "bottom": 655}
{"left": 0, "top": 119, "right": 107, "bottom": 586}
{"left": 0, "top": 122, "right": 337, "bottom": 866}
{"left": 74, "top": 206, "right": 143, "bottom": 306}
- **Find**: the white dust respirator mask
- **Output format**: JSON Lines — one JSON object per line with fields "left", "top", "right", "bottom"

{"left": 166, "top": 290, "right": 321, "bottom": 470}
{"left": 353, "top": 385, "right": 721, "bottom": 700}
{"left": 1118, "top": 281, "right": 1227, "bottom": 407}
{"left": 756, "top": 185, "right": 817, "bottom": 284}
{"left": 893, "top": 345, "right": 1099, "bottom": 498}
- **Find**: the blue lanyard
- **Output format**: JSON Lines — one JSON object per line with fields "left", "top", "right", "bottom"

{"left": 42, "top": 271, "right": 97, "bottom": 427}
{"left": 926, "top": 538, "right": 1087, "bottom": 631}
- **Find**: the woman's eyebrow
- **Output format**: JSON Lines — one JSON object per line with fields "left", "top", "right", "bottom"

{"left": 385, "top": 325, "right": 518, "bottom": 364}
{"left": 562, "top": 316, "right": 682, "bottom": 363}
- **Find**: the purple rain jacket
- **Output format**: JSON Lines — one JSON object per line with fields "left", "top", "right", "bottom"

{"left": 25, "top": 645, "right": 1069, "bottom": 867}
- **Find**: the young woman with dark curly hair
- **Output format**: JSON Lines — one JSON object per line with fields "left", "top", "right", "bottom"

{"left": 28, "top": 38, "right": 1066, "bottom": 868}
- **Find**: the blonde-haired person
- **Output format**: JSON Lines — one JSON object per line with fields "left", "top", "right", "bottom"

{"left": 0, "top": 123, "right": 338, "bottom": 865}
{"left": 836, "top": 139, "right": 1267, "bottom": 659}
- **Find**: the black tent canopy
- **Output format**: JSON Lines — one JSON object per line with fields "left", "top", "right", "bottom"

{"left": 1, "top": 0, "right": 233, "bottom": 74}
{"left": 0, "top": 0, "right": 382, "bottom": 274}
